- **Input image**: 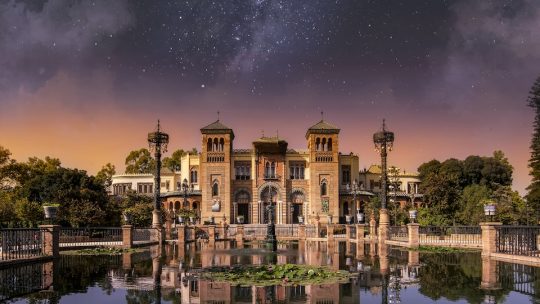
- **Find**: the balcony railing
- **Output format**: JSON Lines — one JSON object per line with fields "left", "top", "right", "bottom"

{"left": 315, "top": 151, "right": 333, "bottom": 162}
{"left": 263, "top": 174, "right": 280, "bottom": 180}
{"left": 206, "top": 152, "right": 225, "bottom": 162}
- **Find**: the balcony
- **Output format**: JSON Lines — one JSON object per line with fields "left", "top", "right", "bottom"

{"left": 263, "top": 174, "right": 281, "bottom": 181}
{"left": 206, "top": 152, "right": 225, "bottom": 162}
{"left": 315, "top": 151, "right": 333, "bottom": 162}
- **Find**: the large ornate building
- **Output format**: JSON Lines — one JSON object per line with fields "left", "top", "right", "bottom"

{"left": 111, "top": 119, "right": 422, "bottom": 224}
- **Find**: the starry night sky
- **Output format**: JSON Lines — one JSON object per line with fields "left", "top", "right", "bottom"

{"left": 0, "top": 0, "right": 539, "bottom": 193}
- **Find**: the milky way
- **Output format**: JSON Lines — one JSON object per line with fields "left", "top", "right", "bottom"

{"left": 0, "top": 0, "right": 539, "bottom": 193}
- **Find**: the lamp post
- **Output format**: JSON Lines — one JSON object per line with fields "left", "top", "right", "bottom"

{"left": 265, "top": 186, "right": 277, "bottom": 252}
{"left": 181, "top": 178, "right": 194, "bottom": 224}
{"left": 148, "top": 120, "right": 169, "bottom": 229}
{"left": 347, "top": 179, "right": 364, "bottom": 224}
{"left": 373, "top": 119, "right": 394, "bottom": 240}
{"left": 373, "top": 119, "right": 394, "bottom": 210}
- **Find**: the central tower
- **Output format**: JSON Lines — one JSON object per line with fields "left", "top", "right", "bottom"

{"left": 200, "top": 119, "right": 234, "bottom": 223}
{"left": 306, "top": 119, "right": 340, "bottom": 223}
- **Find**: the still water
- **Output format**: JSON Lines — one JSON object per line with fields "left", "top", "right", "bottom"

{"left": 2, "top": 240, "right": 539, "bottom": 303}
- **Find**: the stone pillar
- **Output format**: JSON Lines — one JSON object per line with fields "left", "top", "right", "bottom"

{"left": 480, "top": 256, "right": 500, "bottom": 290}
{"left": 327, "top": 224, "right": 334, "bottom": 242}
{"left": 165, "top": 217, "right": 172, "bottom": 240}
{"left": 122, "top": 251, "right": 133, "bottom": 269}
{"left": 407, "top": 223, "right": 419, "bottom": 249}
{"left": 480, "top": 222, "right": 502, "bottom": 257}
{"left": 378, "top": 209, "right": 390, "bottom": 243}
{"left": 177, "top": 225, "right": 186, "bottom": 244}
{"left": 122, "top": 225, "right": 133, "bottom": 249}
{"left": 41, "top": 261, "right": 54, "bottom": 290}
{"left": 356, "top": 224, "right": 365, "bottom": 243}
{"left": 369, "top": 215, "right": 377, "bottom": 240}
{"left": 408, "top": 250, "right": 420, "bottom": 267}
{"left": 40, "top": 225, "right": 59, "bottom": 258}
{"left": 236, "top": 225, "right": 244, "bottom": 247}
{"left": 356, "top": 241, "right": 365, "bottom": 258}
{"left": 208, "top": 226, "right": 216, "bottom": 242}
{"left": 299, "top": 224, "right": 306, "bottom": 240}
{"left": 220, "top": 222, "right": 227, "bottom": 240}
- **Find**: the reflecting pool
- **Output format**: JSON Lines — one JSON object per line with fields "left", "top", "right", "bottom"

{"left": 2, "top": 240, "right": 540, "bottom": 303}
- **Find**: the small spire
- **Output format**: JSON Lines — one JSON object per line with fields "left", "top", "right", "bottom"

{"left": 276, "top": 129, "right": 279, "bottom": 138}
{"left": 382, "top": 118, "right": 386, "bottom": 131}
{"left": 321, "top": 111, "right": 324, "bottom": 121}
{"left": 157, "top": 119, "right": 161, "bottom": 132}
{"left": 217, "top": 111, "right": 220, "bottom": 121}
{"left": 261, "top": 129, "right": 265, "bottom": 137}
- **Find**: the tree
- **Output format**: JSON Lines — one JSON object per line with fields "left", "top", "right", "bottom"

{"left": 14, "top": 197, "right": 43, "bottom": 227}
{"left": 96, "top": 163, "right": 116, "bottom": 187}
{"left": 458, "top": 184, "right": 490, "bottom": 225}
{"left": 527, "top": 76, "right": 540, "bottom": 218}
{"left": 125, "top": 148, "right": 155, "bottom": 174}
{"left": 162, "top": 149, "right": 185, "bottom": 172}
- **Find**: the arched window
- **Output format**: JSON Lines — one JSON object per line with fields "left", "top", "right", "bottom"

{"left": 190, "top": 169, "right": 198, "bottom": 183}
{"left": 322, "top": 138, "right": 327, "bottom": 151}
{"left": 321, "top": 180, "right": 328, "bottom": 196}
{"left": 271, "top": 162, "right": 276, "bottom": 178}
{"left": 174, "top": 201, "right": 181, "bottom": 210}
{"left": 207, "top": 138, "right": 212, "bottom": 151}
{"left": 291, "top": 191, "right": 305, "bottom": 204}
{"left": 219, "top": 138, "right": 225, "bottom": 151}
{"left": 235, "top": 191, "right": 250, "bottom": 204}
{"left": 213, "top": 138, "right": 218, "bottom": 152}
{"left": 315, "top": 138, "right": 321, "bottom": 151}
{"left": 265, "top": 162, "right": 270, "bottom": 178}
{"left": 212, "top": 181, "right": 219, "bottom": 196}
{"left": 328, "top": 138, "right": 332, "bottom": 151}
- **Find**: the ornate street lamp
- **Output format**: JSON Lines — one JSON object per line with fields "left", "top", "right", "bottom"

{"left": 148, "top": 120, "right": 169, "bottom": 228}
{"left": 347, "top": 179, "right": 364, "bottom": 224}
{"left": 181, "top": 178, "right": 194, "bottom": 223}
{"left": 409, "top": 209, "right": 418, "bottom": 223}
{"left": 265, "top": 186, "right": 277, "bottom": 252}
{"left": 484, "top": 203, "right": 496, "bottom": 222}
{"left": 373, "top": 119, "right": 394, "bottom": 210}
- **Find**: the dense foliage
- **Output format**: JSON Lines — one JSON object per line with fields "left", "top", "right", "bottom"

{"left": 0, "top": 146, "right": 121, "bottom": 227}
{"left": 527, "top": 76, "right": 540, "bottom": 219}
{"left": 417, "top": 151, "right": 528, "bottom": 225}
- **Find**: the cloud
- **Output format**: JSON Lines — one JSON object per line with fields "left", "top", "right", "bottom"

{"left": 0, "top": 0, "right": 133, "bottom": 96}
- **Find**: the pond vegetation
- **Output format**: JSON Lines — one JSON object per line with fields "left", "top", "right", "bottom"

{"left": 201, "top": 264, "right": 351, "bottom": 286}
{"left": 63, "top": 247, "right": 138, "bottom": 255}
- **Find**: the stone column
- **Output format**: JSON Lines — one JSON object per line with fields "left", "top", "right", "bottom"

{"left": 480, "top": 222, "right": 502, "bottom": 257}
{"left": 378, "top": 209, "right": 390, "bottom": 243}
{"left": 407, "top": 223, "right": 419, "bottom": 249}
{"left": 408, "top": 250, "right": 420, "bottom": 267}
{"left": 236, "top": 225, "right": 244, "bottom": 247}
{"left": 480, "top": 256, "right": 500, "bottom": 290}
{"left": 41, "top": 261, "right": 54, "bottom": 290}
{"left": 299, "top": 224, "right": 306, "bottom": 240}
{"left": 208, "top": 226, "right": 216, "bottom": 242}
{"left": 122, "top": 251, "right": 133, "bottom": 269}
{"left": 122, "top": 225, "right": 133, "bottom": 249}
{"left": 369, "top": 214, "right": 377, "bottom": 240}
{"left": 327, "top": 224, "right": 334, "bottom": 242}
{"left": 40, "top": 225, "right": 59, "bottom": 258}
{"left": 356, "top": 224, "right": 365, "bottom": 243}
{"left": 165, "top": 216, "right": 172, "bottom": 240}
{"left": 177, "top": 225, "right": 186, "bottom": 244}
{"left": 220, "top": 222, "right": 227, "bottom": 240}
